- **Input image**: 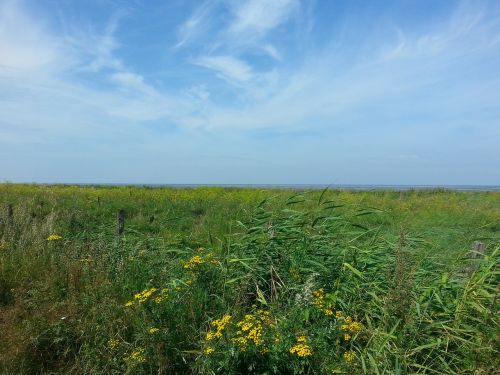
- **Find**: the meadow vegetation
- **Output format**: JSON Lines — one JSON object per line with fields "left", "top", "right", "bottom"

{"left": 0, "top": 184, "right": 498, "bottom": 374}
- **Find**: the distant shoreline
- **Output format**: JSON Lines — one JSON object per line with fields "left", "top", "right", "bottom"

{"left": 3, "top": 183, "right": 500, "bottom": 192}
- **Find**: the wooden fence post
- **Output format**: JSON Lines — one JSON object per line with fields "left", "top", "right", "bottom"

{"left": 6, "top": 203, "right": 13, "bottom": 222}
{"left": 465, "top": 241, "right": 486, "bottom": 275}
{"left": 471, "top": 241, "right": 486, "bottom": 260}
{"left": 117, "top": 209, "right": 125, "bottom": 236}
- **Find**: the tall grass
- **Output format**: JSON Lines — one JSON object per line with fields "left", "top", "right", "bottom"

{"left": 0, "top": 185, "right": 498, "bottom": 374}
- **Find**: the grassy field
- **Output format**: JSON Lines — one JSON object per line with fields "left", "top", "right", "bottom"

{"left": 0, "top": 184, "right": 498, "bottom": 374}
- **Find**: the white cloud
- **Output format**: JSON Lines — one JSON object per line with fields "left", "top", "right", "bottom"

{"left": 263, "top": 44, "right": 282, "bottom": 60}
{"left": 0, "top": 1, "right": 60, "bottom": 71}
{"left": 229, "top": 0, "right": 298, "bottom": 36}
{"left": 0, "top": 1, "right": 198, "bottom": 143}
{"left": 65, "top": 11, "right": 126, "bottom": 72}
{"left": 193, "top": 55, "right": 254, "bottom": 83}
{"left": 174, "top": 0, "right": 218, "bottom": 48}
{"left": 186, "top": 2, "right": 500, "bottom": 132}
{"left": 174, "top": 0, "right": 297, "bottom": 91}
{"left": 110, "top": 72, "right": 155, "bottom": 95}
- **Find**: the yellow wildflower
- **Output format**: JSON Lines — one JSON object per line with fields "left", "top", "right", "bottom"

{"left": 247, "top": 326, "right": 263, "bottom": 345}
{"left": 47, "top": 234, "right": 62, "bottom": 241}
{"left": 232, "top": 310, "right": 274, "bottom": 351}
{"left": 148, "top": 327, "right": 160, "bottom": 334}
{"left": 126, "top": 347, "right": 146, "bottom": 365}
{"left": 290, "top": 335, "right": 313, "bottom": 357}
{"left": 124, "top": 301, "right": 134, "bottom": 307}
{"left": 340, "top": 318, "right": 364, "bottom": 338}
{"left": 349, "top": 321, "right": 364, "bottom": 333}
{"left": 312, "top": 288, "right": 335, "bottom": 315}
{"left": 133, "top": 287, "right": 157, "bottom": 303}
{"left": 154, "top": 288, "right": 169, "bottom": 304}
{"left": 107, "top": 338, "right": 120, "bottom": 350}
{"left": 232, "top": 336, "right": 248, "bottom": 351}
{"left": 343, "top": 351, "right": 355, "bottom": 364}
{"left": 206, "top": 315, "right": 232, "bottom": 341}
{"left": 206, "top": 252, "right": 218, "bottom": 264}
{"left": 204, "top": 346, "right": 215, "bottom": 354}
{"left": 183, "top": 255, "right": 204, "bottom": 269}
{"left": 289, "top": 343, "right": 313, "bottom": 357}
{"left": 324, "top": 308, "right": 334, "bottom": 315}
{"left": 344, "top": 333, "right": 351, "bottom": 341}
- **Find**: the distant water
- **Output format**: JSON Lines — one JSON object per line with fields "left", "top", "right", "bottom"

{"left": 54, "top": 183, "right": 500, "bottom": 192}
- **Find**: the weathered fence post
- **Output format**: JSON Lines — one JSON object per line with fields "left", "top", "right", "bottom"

{"left": 465, "top": 241, "right": 486, "bottom": 275}
{"left": 97, "top": 196, "right": 101, "bottom": 206}
{"left": 471, "top": 241, "right": 486, "bottom": 260}
{"left": 117, "top": 209, "right": 125, "bottom": 236}
{"left": 6, "top": 203, "right": 13, "bottom": 223}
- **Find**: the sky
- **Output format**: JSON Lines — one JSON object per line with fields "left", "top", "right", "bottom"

{"left": 1, "top": 0, "right": 499, "bottom": 185}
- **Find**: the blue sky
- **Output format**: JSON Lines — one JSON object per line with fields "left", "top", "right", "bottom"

{"left": 1, "top": 0, "right": 499, "bottom": 185}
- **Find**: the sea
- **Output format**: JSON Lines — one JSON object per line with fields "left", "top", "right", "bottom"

{"left": 46, "top": 183, "right": 500, "bottom": 192}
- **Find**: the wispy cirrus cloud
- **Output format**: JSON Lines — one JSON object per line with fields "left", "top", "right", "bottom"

{"left": 193, "top": 55, "right": 254, "bottom": 83}
{"left": 174, "top": 0, "right": 219, "bottom": 48}
{"left": 173, "top": 0, "right": 298, "bottom": 83}
{"left": 228, "top": 0, "right": 299, "bottom": 36}
{"left": 174, "top": 0, "right": 298, "bottom": 48}
{"left": 0, "top": 1, "right": 196, "bottom": 143}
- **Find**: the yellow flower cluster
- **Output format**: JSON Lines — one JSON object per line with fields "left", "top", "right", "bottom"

{"left": 79, "top": 258, "right": 94, "bottom": 263}
{"left": 340, "top": 316, "right": 364, "bottom": 341}
{"left": 343, "top": 350, "right": 355, "bottom": 363}
{"left": 124, "top": 287, "right": 169, "bottom": 307}
{"left": 148, "top": 327, "right": 159, "bottom": 334}
{"left": 107, "top": 338, "right": 120, "bottom": 350}
{"left": 183, "top": 255, "right": 204, "bottom": 269}
{"left": 183, "top": 249, "right": 217, "bottom": 270}
{"left": 204, "top": 346, "right": 215, "bottom": 355}
{"left": 47, "top": 234, "right": 62, "bottom": 241}
{"left": 312, "top": 289, "right": 334, "bottom": 315}
{"left": 126, "top": 347, "right": 146, "bottom": 365}
{"left": 289, "top": 335, "right": 313, "bottom": 357}
{"left": 206, "top": 315, "right": 232, "bottom": 341}
{"left": 134, "top": 287, "right": 157, "bottom": 303}
{"left": 154, "top": 288, "right": 169, "bottom": 304}
{"left": 232, "top": 310, "right": 274, "bottom": 351}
